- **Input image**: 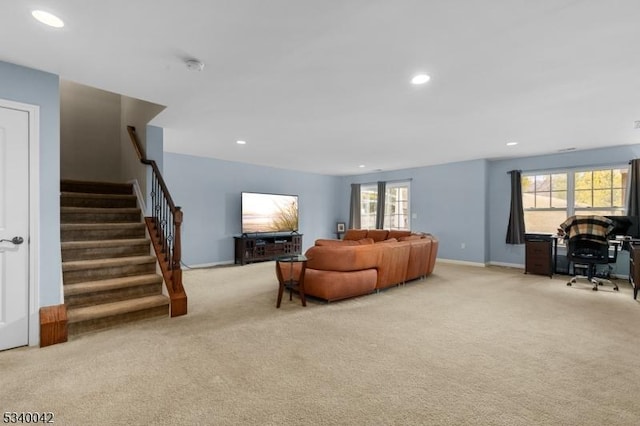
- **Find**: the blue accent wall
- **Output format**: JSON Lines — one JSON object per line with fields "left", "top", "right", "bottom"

{"left": 338, "top": 159, "right": 489, "bottom": 264}
{"left": 163, "top": 153, "right": 341, "bottom": 266}
{"left": 0, "top": 61, "right": 61, "bottom": 306}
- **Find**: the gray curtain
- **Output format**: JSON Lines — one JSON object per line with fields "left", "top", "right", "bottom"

{"left": 375, "top": 181, "right": 386, "bottom": 229}
{"left": 506, "top": 170, "right": 526, "bottom": 244}
{"left": 628, "top": 159, "right": 640, "bottom": 216}
{"left": 348, "top": 183, "right": 361, "bottom": 229}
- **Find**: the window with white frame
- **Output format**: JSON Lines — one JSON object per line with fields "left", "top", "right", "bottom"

{"left": 522, "top": 166, "right": 628, "bottom": 234}
{"left": 360, "top": 184, "right": 378, "bottom": 229}
{"left": 383, "top": 182, "right": 410, "bottom": 230}
{"left": 359, "top": 181, "right": 411, "bottom": 230}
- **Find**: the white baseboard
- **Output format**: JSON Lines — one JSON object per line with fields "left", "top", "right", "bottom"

{"left": 489, "top": 261, "right": 525, "bottom": 269}
{"left": 128, "top": 179, "right": 146, "bottom": 214}
{"left": 183, "top": 260, "right": 236, "bottom": 269}
{"left": 436, "top": 258, "right": 487, "bottom": 267}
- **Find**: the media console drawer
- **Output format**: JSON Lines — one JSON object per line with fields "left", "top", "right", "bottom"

{"left": 234, "top": 234, "right": 303, "bottom": 265}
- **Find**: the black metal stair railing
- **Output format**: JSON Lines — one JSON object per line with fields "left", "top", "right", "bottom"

{"left": 127, "top": 125, "right": 186, "bottom": 317}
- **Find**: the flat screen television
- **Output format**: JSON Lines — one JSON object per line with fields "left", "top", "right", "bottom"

{"left": 241, "top": 192, "right": 299, "bottom": 234}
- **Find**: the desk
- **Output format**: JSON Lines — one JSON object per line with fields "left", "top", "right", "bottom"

{"left": 527, "top": 234, "right": 621, "bottom": 277}
{"left": 275, "top": 255, "right": 307, "bottom": 308}
{"left": 628, "top": 242, "right": 640, "bottom": 300}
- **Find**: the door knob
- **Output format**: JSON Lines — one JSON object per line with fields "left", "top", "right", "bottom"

{"left": 0, "top": 236, "right": 24, "bottom": 245}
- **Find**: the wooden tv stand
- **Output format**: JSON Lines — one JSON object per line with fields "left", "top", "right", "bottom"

{"left": 234, "top": 234, "right": 303, "bottom": 265}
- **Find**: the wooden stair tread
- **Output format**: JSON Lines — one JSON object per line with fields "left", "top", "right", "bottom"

{"left": 62, "top": 238, "right": 150, "bottom": 249}
{"left": 61, "top": 191, "right": 136, "bottom": 199}
{"left": 67, "top": 295, "right": 169, "bottom": 323}
{"left": 61, "top": 223, "right": 144, "bottom": 230}
{"left": 64, "top": 274, "right": 163, "bottom": 296}
{"left": 61, "top": 179, "right": 132, "bottom": 187}
{"left": 62, "top": 255, "right": 156, "bottom": 271}
{"left": 61, "top": 207, "right": 141, "bottom": 214}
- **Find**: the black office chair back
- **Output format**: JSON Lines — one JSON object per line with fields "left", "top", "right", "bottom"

{"left": 567, "top": 239, "right": 609, "bottom": 264}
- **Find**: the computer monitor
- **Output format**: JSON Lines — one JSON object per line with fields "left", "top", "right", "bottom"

{"left": 605, "top": 215, "right": 640, "bottom": 238}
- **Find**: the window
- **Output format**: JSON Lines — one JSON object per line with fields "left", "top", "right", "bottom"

{"left": 383, "top": 182, "right": 410, "bottom": 230}
{"left": 360, "top": 184, "right": 377, "bottom": 230}
{"left": 359, "top": 181, "right": 411, "bottom": 230}
{"left": 522, "top": 166, "right": 628, "bottom": 234}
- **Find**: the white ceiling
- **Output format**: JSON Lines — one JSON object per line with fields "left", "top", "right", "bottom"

{"left": 2, "top": 0, "right": 640, "bottom": 175}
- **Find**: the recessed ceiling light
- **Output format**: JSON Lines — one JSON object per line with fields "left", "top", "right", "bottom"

{"left": 236, "top": 140, "right": 246, "bottom": 145}
{"left": 31, "top": 10, "right": 64, "bottom": 28}
{"left": 506, "top": 142, "right": 518, "bottom": 146}
{"left": 358, "top": 165, "right": 365, "bottom": 168}
{"left": 411, "top": 74, "right": 430, "bottom": 85}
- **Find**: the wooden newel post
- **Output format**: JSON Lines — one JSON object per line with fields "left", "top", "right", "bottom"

{"left": 172, "top": 207, "right": 183, "bottom": 294}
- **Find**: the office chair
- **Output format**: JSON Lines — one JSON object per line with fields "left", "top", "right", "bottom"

{"left": 560, "top": 215, "right": 619, "bottom": 292}
{"left": 566, "top": 238, "right": 618, "bottom": 291}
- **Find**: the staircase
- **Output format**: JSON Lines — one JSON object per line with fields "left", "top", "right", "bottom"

{"left": 61, "top": 180, "right": 170, "bottom": 337}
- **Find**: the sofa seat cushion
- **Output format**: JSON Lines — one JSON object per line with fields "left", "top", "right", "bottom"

{"left": 304, "top": 269, "right": 377, "bottom": 301}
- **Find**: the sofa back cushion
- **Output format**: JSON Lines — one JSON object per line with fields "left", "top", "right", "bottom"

{"left": 388, "top": 230, "right": 412, "bottom": 240}
{"left": 398, "top": 235, "right": 422, "bottom": 242}
{"left": 366, "top": 229, "right": 389, "bottom": 242}
{"left": 315, "top": 239, "right": 360, "bottom": 247}
{"left": 357, "top": 238, "right": 375, "bottom": 245}
{"left": 305, "top": 245, "right": 381, "bottom": 272}
{"left": 343, "top": 229, "right": 368, "bottom": 241}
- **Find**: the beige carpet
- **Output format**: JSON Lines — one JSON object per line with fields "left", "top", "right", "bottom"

{"left": 2, "top": 263, "right": 640, "bottom": 425}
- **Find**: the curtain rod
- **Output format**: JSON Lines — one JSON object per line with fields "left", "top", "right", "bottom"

{"left": 506, "top": 161, "right": 630, "bottom": 175}
{"left": 358, "top": 178, "right": 413, "bottom": 185}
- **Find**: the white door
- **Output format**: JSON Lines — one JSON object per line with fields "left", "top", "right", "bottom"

{"left": 0, "top": 106, "right": 29, "bottom": 351}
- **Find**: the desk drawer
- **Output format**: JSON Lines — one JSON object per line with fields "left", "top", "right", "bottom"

{"left": 525, "top": 240, "right": 552, "bottom": 277}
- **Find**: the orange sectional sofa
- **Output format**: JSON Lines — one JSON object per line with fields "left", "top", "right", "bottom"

{"left": 277, "top": 229, "right": 438, "bottom": 302}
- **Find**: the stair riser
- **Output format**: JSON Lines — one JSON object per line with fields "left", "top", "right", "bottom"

{"left": 61, "top": 227, "right": 146, "bottom": 241}
{"left": 61, "top": 181, "right": 133, "bottom": 195}
{"left": 61, "top": 211, "right": 141, "bottom": 224}
{"left": 62, "top": 244, "right": 150, "bottom": 262}
{"left": 61, "top": 197, "right": 137, "bottom": 209}
{"left": 63, "top": 263, "right": 156, "bottom": 284}
{"left": 68, "top": 305, "right": 168, "bottom": 336}
{"left": 65, "top": 283, "right": 163, "bottom": 308}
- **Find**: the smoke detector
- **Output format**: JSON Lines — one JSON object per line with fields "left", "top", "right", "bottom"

{"left": 635, "top": 120, "right": 640, "bottom": 129}
{"left": 185, "top": 59, "right": 205, "bottom": 71}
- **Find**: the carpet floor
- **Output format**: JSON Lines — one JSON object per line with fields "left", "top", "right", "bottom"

{"left": 2, "top": 262, "right": 640, "bottom": 425}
